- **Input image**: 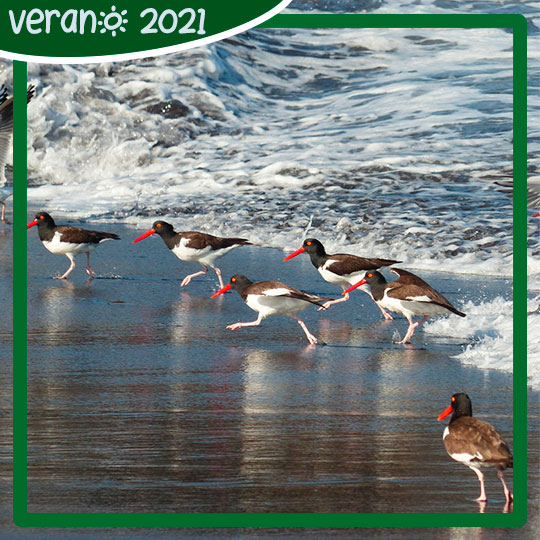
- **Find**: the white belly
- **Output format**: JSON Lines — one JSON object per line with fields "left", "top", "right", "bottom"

{"left": 172, "top": 238, "right": 237, "bottom": 266}
{"left": 245, "top": 294, "right": 311, "bottom": 317}
{"left": 42, "top": 232, "right": 92, "bottom": 257}
{"left": 380, "top": 293, "right": 450, "bottom": 318}
{"left": 318, "top": 264, "right": 369, "bottom": 293}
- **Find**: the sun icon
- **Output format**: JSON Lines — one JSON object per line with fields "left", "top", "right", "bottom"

{"left": 98, "top": 6, "right": 128, "bottom": 37}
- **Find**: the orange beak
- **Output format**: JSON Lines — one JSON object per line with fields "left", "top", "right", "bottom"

{"left": 283, "top": 246, "right": 305, "bottom": 262}
{"left": 132, "top": 228, "right": 156, "bottom": 243}
{"left": 342, "top": 278, "right": 367, "bottom": 295}
{"left": 211, "top": 283, "right": 232, "bottom": 298}
{"left": 437, "top": 404, "right": 453, "bottom": 421}
{"left": 27, "top": 219, "right": 38, "bottom": 229}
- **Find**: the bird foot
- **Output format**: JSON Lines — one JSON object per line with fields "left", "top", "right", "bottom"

{"left": 180, "top": 277, "right": 192, "bottom": 287}
{"left": 1, "top": 218, "right": 11, "bottom": 225}
{"left": 226, "top": 323, "right": 242, "bottom": 331}
{"left": 86, "top": 268, "right": 95, "bottom": 277}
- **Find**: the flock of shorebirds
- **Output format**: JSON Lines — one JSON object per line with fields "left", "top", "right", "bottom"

{"left": 27, "top": 212, "right": 467, "bottom": 346}
{"left": 0, "top": 83, "right": 522, "bottom": 507}
{"left": 25, "top": 211, "right": 513, "bottom": 506}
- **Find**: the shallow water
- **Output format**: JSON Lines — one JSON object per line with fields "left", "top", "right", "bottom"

{"left": 14, "top": 222, "right": 528, "bottom": 517}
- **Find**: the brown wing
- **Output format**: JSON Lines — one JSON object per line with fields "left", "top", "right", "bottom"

{"left": 389, "top": 268, "right": 466, "bottom": 317}
{"left": 0, "top": 85, "right": 36, "bottom": 131}
{"left": 0, "top": 97, "right": 13, "bottom": 132}
{"left": 182, "top": 231, "right": 250, "bottom": 251}
{"left": 57, "top": 226, "right": 120, "bottom": 244}
{"left": 27, "top": 85, "right": 35, "bottom": 104}
{"left": 445, "top": 417, "right": 513, "bottom": 469}
{"left": 495, "top": 179, "right": 540, "bottom": 210}
{"left": 327, "top": 254, "right": 400, "bottom": 275}
{"left": 390, "top": 267, "right": 430, "bottom": 284}
{"left": 250, "top": 280, "right": 332, "bottom": 307}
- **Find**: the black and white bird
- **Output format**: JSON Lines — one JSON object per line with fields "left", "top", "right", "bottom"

{"left": 27, "top": 212, "right": 120, "bottom": 279}
{"left": 132, "top": 221, "right": 250, "bottom": 289}
{"left": 495, "top": 176, "right": 540, "bottom": 216}
{"left": 438, "top": 393, "right": 513, "bottom": 504}
{"left": 283, "top": 238, "right": 400, "bottom": 319}
{"left": 0, "top": 84, "right": 35, "bottom": 224}
{"left": 343, "top": 268, "right": 466, "bottom": 344}
{"left": 211, "top": 274, "right": 331, "bottom": 345}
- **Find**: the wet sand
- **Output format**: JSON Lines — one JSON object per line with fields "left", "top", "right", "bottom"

{"left": 1, "top": 220, "right": 538, "bottom": 538}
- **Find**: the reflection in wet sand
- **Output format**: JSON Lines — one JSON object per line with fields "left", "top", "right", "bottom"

{"left": 17, "top": 224, "right": 525, "bottom": 515}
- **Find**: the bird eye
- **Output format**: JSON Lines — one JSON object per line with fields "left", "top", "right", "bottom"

{"left": 306, "top": 241, "right": 311, "bottom": 246}
{"left": 232, "top": 277, "right": 236, "bottom": 282}
{"left": 368, "top": 273, "right": 372, "bottom": 278}
{"left": 156, "top": 223, "right": 161, "bottom": 228}
{"left": 39, "top": 215, "right": 44, "bottom": 220}
{"left": 451, "top": 396, "right": 455, "bottom": 402}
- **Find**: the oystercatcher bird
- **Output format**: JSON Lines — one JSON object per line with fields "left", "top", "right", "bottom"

{"left": 495, "top": 176, "right": 540, "bottom": 216}
{"left": 132, "top": 221, "right": 250, "bottom": 289}
{"left": 438, "top": 393, "right": 513, "bottom": 504}
{"left": 27, "top": 212, "right": 120, "bottom": 279}
{"left": 211, "top": 274, "right": 331, "bottom": 344}
{"left": 0, "top": 84, "right": 35, "bottom": 224}
{"left": 342, "top": 268, "right": 466, "bottom": 344}
{"left": 283, "top": 238, "right": 400, "bottom": 319}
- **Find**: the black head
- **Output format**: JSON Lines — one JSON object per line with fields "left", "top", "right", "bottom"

{"left": 229, "top": 274, "right": 253, "bottom": 292}
{"left": 151, "top": 221, "right": 175, "bottom": 237}
{"left": 438, "top": 393, "right": 473, "bottom": 422}
{"left": 283, "top": 238, "right": 326, "bottom": 263}
{"left": 133, "top": 220, "right": 177, "bottom": 245}
{"left": 363, "top": 270, "right": 386, "bottom": 285}
{"left": 302, "top": 238, "right": 326, "bottom": 256}
{"left": 211, "top": 274, "right": 253, "bottom": 299}
{"left": 27, "top": 212, "right": 55, "bottom": 230}
{"left": 342, "top": 269, "right": 387, "bottom": 296}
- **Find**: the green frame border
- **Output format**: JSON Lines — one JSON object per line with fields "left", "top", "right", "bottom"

{"left": 13, "top": 13, "right": 527, "bottom": 528}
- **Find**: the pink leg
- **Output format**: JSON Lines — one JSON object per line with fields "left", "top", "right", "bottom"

{"left": 471, "top": 467, "right": 487, "bottom": 502}
{"left": 293, "top": 316, "right": 318, "bottom": 345}
{"left": 55, "top": 255, "right": 76, "bottom": 280}
{"left": 212, "top": 266, "right": 225, "bottom": 289}
{"left": 1, "top": 202, "right": 10, "bottom": 225}
{"left": 319, "top": 292, "right": 348, "bottom": 311}
{"left": 497, "top": 469, "right": 513, "bottom": 503}
{"left": 397, "top": 316, "right": 429, "bottom": 344}
{"left": 181, "top": 264, "right": 207, "bottom": 287}
{"left": 376, "top": 302, "right": 393, "bottom": 321}
{"left": 227, "top": 313, "right": 264, "bottom": 331}
{"left": 85, "top": 251, "right": 95, "bottom": 277}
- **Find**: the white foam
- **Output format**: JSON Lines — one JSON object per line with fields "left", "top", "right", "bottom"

{"left": 21, "top": 23, "right": 539, "bottom": 389}
{"left": 425, "top": 297, "right": 540, "bottom": 389}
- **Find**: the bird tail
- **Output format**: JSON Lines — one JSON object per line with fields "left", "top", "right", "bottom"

{"left": 449, "top": 306, "right": 466, "bottom": 317}
{"left": 99, "top": 232, "right": 121, "bottom": 241}
{"left": 296, "top": 292, "right": 334, "bottom": 308}
{"left": 221, "top": 237, "right": 251, "bottom": 248}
